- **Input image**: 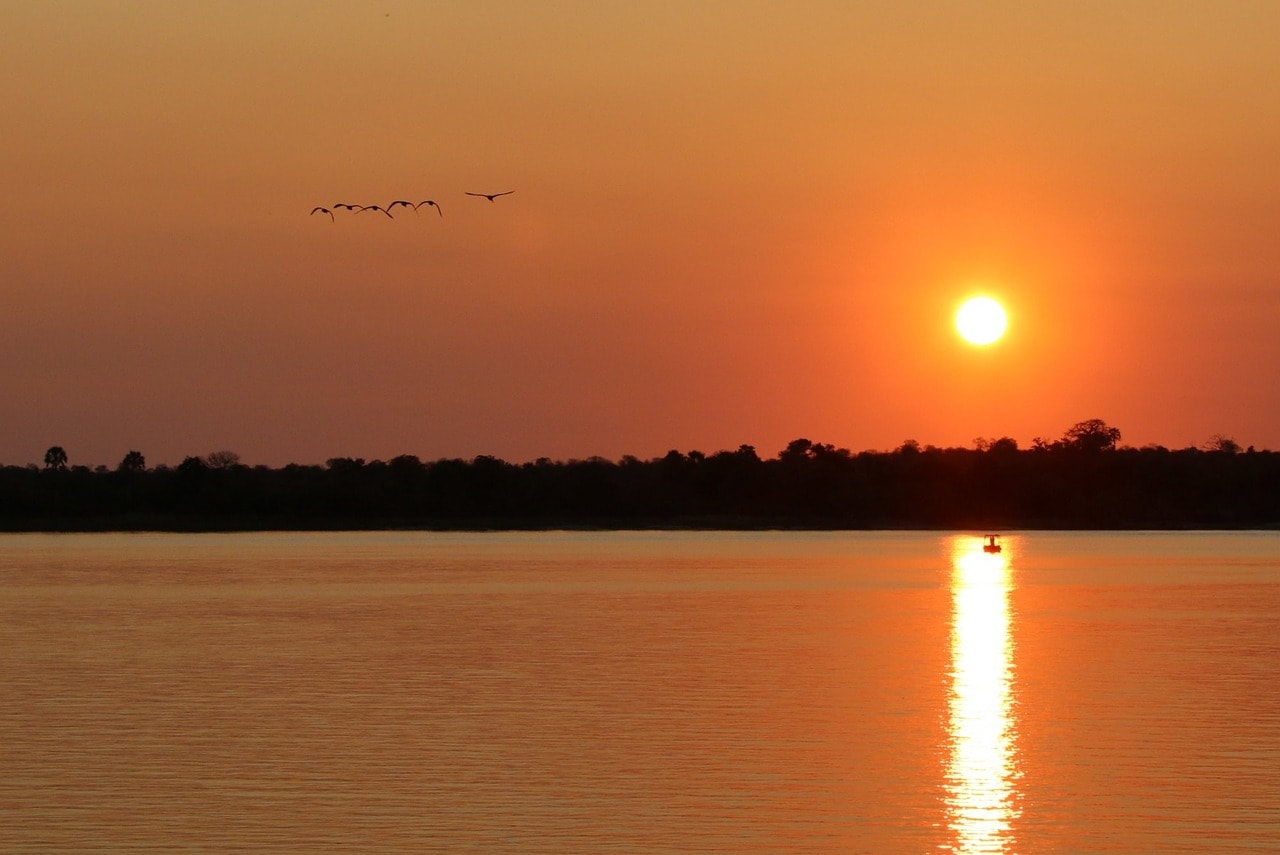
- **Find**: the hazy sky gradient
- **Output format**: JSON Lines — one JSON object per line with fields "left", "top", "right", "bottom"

{"left": 4, "top": 2, "right": 1279, "bottom": 466}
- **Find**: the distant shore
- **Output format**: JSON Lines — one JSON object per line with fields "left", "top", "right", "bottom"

{"left": 4, "top": 521, "right": 1278, "bottom": 534}
{"left": 6, "top": 433, "right": 1279, "bottom": 532}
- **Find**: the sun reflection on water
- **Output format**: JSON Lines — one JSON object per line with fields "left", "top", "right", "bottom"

{"left": 945, "top": 537, "right": 1019, "bottom": 853}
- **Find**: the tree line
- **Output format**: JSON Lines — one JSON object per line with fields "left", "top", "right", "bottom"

{"left": 5, "top": 420, "right": 1279, "bottom": 531}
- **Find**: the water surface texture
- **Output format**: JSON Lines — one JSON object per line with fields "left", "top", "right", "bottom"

{"left": 2, "top": 531, "right": 1278, "bottom": 853}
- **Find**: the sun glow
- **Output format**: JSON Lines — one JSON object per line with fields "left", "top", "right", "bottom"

{"left": 956, "top": 297, "right": 1008, "bottom": 346}
{"left": 946, "top": 537, "right": 1020, "bottom": 853}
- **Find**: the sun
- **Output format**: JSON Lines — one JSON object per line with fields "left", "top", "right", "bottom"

{"left": 955, "top": 297, "right": 1007, "bottom": 346}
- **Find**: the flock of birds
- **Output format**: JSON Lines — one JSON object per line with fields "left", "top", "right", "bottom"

{"left": 310, "top": 191, "right": 514, "bottom": 221}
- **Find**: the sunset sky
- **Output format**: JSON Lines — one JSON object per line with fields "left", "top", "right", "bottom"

{"left": 4, "top": 2, "right": 1279, "bottom": 467}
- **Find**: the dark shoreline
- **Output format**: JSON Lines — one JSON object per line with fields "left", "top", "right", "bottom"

{"left": 5, "top": 518, "right": 1279, "bottom": 535}
{"left": 10, "top": 524, "right": 1280, "bottom": 529}
{"left": 7, "top": 437, "right": 1280, "bottom": 533}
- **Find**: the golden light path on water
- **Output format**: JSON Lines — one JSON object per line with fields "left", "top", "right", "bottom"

{"left": 945, "top": 536, "right": 1020, "bottom": 854}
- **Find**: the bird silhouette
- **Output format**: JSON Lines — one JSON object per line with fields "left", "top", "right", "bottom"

{"left": 358, "top": 205, "right": 394, "bottom": 219}
{"left": 310, "top": 206, "right": 334, "bottom": 221}
{"left": 415, "top": 200, "right": 443, "bottom": 216}
{"left": 332, "top": 203, "right": 361, "bottom": 211}
{"left": 387, "top": 200, "right": 416, "bottom": 213}
{"left": 465, "top": 191, "right": 514, "bottom": 202}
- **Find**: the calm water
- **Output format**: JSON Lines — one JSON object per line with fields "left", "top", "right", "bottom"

{"left": 2, "top": 531, "right": 1278, "bottom": 853}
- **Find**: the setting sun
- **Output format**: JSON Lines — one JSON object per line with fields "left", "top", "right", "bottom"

{"left": 956, "top": 297, "right": 1008, "bottom": 346}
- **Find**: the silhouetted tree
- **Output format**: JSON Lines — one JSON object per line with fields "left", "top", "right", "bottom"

{"left": 779, "top": 438, "right": 814, "bottom": 463}
{"left": 388, "top": 454, "right": 424, "bottom": 471}
{"left": 1062, "top": 418, "right": 1122, "bottom": 452}
{"left": 118, "top": 450, "right": 146, "bottom": 472}
{"left": 987, "top": 437, "right": 1019, "bottom": 454}
{"left": 177, "top": 455, "right": 208, "bottom": 474}
{"left": 1203, "top": 434, "right": 1241, "bottom": 454}
{"left": 44, "top": 446, "right": 68, "bottom": 470}
{"left": 205, "top": 450, "right": 241, "bottom": 469}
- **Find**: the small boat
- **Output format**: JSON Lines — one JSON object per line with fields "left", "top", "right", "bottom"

{"left": 982, "top": 534, "right": 1002, "bottom": 553}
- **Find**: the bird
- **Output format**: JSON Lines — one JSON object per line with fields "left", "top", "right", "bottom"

{"left": 386, "top": 200, "right": 416, "bottom": 213}
{"left": 310, "top": 206, "right": 334, "bottom": 221}
{"left": 465, "top": 191, "right": 514, "bottom": 202}
{"left": 415, "top": 199, "right": 443, "bottom": 217}
{"left": 332, "top": 203, "right": 361, "bottom": 211}
{"left": 358, "top": 205, "right": 394, "bottom": 218}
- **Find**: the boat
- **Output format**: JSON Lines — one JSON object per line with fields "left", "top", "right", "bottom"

{"left": 982, "top": 534, "right": 1002, "bottom": 553}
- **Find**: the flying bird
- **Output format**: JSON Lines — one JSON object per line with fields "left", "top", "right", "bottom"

{"left": 415, "top": 199, "right": 443, "bottom": 216}
{"left": 310, "top": 206, "right": 334, "bottom": 221}
{"left": 332, "top": 203, "right": 361, "bottom": 211}
{"left": 358, "top": 205, "right": 394, "bottom": 219}
{"left": 465, "top": 191, "right": 514, "bottom": 202}
{"left": 387, "top": 200, "right": 416, "bottom": 213}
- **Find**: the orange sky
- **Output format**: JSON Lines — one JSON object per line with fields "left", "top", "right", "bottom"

{"left": 3, "top": 2, "right": 1279, "bottom": 467}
